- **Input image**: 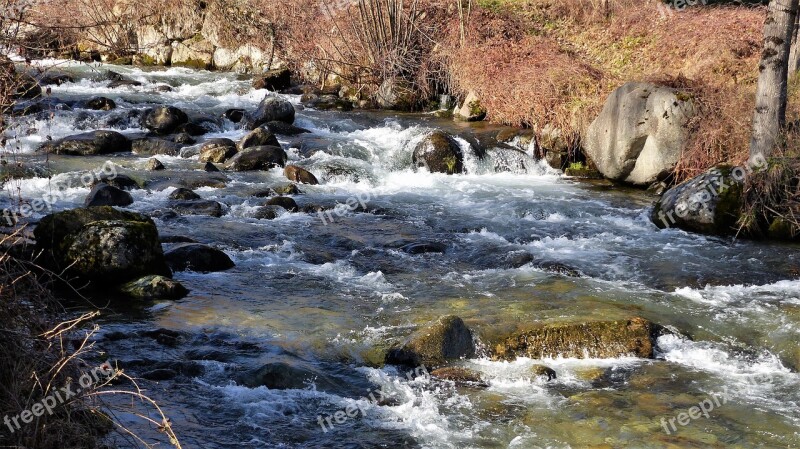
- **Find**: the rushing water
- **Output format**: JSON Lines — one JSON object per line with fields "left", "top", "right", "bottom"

{"left": 3, "top": 61, "right": 800, "bottom": 448}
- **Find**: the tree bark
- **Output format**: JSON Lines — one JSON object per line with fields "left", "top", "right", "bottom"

{"left": 750, "top": 0, "right": 799, "bottom": 160}
{"left": 789, "top": 11, "right": 800, "bottom": 72}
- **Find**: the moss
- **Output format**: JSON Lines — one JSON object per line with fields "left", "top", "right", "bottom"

{"left": 492, "top": 317, "right": 661, "bottom": 360}
{"left": 136, "top": 54, "right": 157, "bottom": 66}
{"left": 675, "top": 91, "right": 694, "bottom": 102}
{"left": 768, "top": 217, "right": 799, "bottom": 241}
{"left": 386, "top": 315, "right": 476, "bottom": 368}
{"left": 173, "top": 57, "right": 211, "bottom": 70}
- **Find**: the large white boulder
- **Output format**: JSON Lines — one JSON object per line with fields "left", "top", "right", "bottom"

{"left": 584, "top": 82, "right": 695, "bottom": 185}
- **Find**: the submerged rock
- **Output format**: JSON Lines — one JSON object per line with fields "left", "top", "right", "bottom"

{"left": 121, "top": 275, "right": 188, "bottom": 300}
{"left": 199, "top": 138, "right": 237, "bottom": 163}
{"left": 430, "top": 367, "right": 487, "bottom": 387}
{"left": 84, "top": 183, "right": 134, "bottom": 207}
{"left": 264, "top": 121, "right": 310, "bottom": 136}
{"left": 171, "top": 200, "right": 224, "bottom": 218}
{"left": 530, "top": 365, "right": 557, "bottom": 381}
{"left": 236, "top": 361, "right": 337, "bottom": 391}
{"left": 225, "top": 146, "right": 287, "bottom": 171}
{"left": 284, "top": 165, "right": 319, "bottom": 185}
{"left": 165, "top": 243, "right": 235, "bottom": 272}
{"left": 131, "top": 137, "right": 183, "bottom": 156}
{"left": 412, "top": 131, "right": 464, "bottom": 175}
{"left": 140, "top": 106, "right": 189, "bottom": 135}
{"left": 34, "top": 207, "right": 170, "bottom": 284}
{"left": 39, "top": 130, "right": 131, "bottom": 155}
{"left": 492, "top": 317, "right": 662, "bottom": 360}
{"left": 169, "top": 188, "right": 201, "bottom": 201}
{"left": 386, "top": 315, "right": 476, "bottom": 368}
{"left": 265, "top": 196, "right": 298, "bottom": 212}
{"left": 85, "top": 97, "right": 116, "bottom": 111}
{"left": 651, "top": 165, "right": 745, "bottom": 236}
{"left": 401, "top": 241, "right": 446, "bottom": 255}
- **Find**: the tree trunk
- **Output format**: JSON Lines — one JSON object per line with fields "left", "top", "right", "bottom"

{"left": 789, "top": 11, "right": 800, "bottom": 72}
{"left": 750, "top": 0, "right": 799, "bottom": 160}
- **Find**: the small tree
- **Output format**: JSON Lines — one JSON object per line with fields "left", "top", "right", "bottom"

{"left": 750, "top": 0, "right": 799, "bottom": 160}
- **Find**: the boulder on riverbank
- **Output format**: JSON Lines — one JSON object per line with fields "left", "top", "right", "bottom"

{"left": 584, "top": 82, "right": 694, "bottom": 185}
{"left": 492, "top": 317, "right": 662, "bottom": 360}
{"left": 253, "top": 68, "right": 292, "bottom": 91}
{"left": 454, "top": 91, "right": 487, "bottom": 122}
{"left": 412, "top": 131, "right": 465, "bottom": 175}
{"left": 386, "top": 315, "right": 476, "bottom": 368}
{"left": 651, "top": 165, "right": 745, "bottom": 235}
{"left": 39, "top": 130, "right": 132, "bottom": 155}
{"left": 34, "top": 207, "right": 171, "bottom": 284}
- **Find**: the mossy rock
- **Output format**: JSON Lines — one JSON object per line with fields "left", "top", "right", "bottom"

{"left": 768, "top": 217, "right": 800, "bottom": 241}
{"left": 412, "top": 131, "right": 465, "bottom": 175}
{"left": 492, "top": 317, "right": 661, "bottom": 360}
{"left": 530, "top": 364, "right": 557, "bottom": 381}
{"left": 431, "top": 367, "right": 487, "bottom": 387}
{"left": 386, "top": 315, "right": 476, "bottom": 368}
{"left": 651, "top": 165, "right": 744, "bottom": 236}
{"left": 121, "top": 275, "right": 188, "bottom": 300}
{"left": 35, "top": 207, "right": 170, "bottom": 284}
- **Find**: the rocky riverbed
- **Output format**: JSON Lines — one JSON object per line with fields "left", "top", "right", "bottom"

{"left": 2, "top": 61, "right": 800, "bottom": 448}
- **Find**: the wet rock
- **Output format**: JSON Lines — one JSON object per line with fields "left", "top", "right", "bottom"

{"left": 140, "top": 106, "right": 189, "bottom": 135}
{"left": 131, "top": 137, "right": 183, "bottom": 156}
{"left": 34, "top": 207, "right": 170, "bottom": 284}
{"left": 171, "top": 200, "right": 224, "bottom": 218}
{"left": 223, "top": 108, "right": 245, "bottom": 123}
{"left": 173, "top": 132, "right": 195, "bottom": 145}
{"left": 141, "top": 328, "right": 186, "bottom": 347}
{"left": 264, "top": 121, "right": 310, "bottom": 136}
{"left": 159, "top": 236, "right": 198, "bottom": 244}
{"left": 246, "top": 96, "right": 295, "bottom": 129}
{"left": 169, "top": 188, "right": 201, "bottom": 201}
{"left": 272, "top": 184, "right": 302, "bottom": 195}
{"left": 165, "top": 243, "right": 235, "bottom": 272}
{"left": 94, "top": 174, "right": 140, "bottom": 191}
{"left": 121, "top": 275, "right": 188, "bottom": 300}
{"left": 39, "top": 72, "right": 74, "bottom": 86}
{"left": 386, "top": 316, "right": 476, "bottom": 368}
{"left": 203, "top": 162, "right": 220, "bottom": 172}
{"left": 651, "top": 165, "right": 745, "bottom": 236}
{"left": 146, "top": 172, "right": 228, "bottom": 191}
{"left": 375, "top": 78, "right": 415, "bottom": 110}
{"left": 224, "top": 146, "right": 287, "bottom": 171}
{"left": 530, "top": 365, "right": 557, "bottom": 381}
{"left": 301, "top": 94, "right": 353, "bottom": 111}
{"left": 253, "top": 206, "right": 282, "bottom": 220}
{"left": 454, "top": 91, "right": 487, "bottom": 122}
{"left": 492, "top": 317, "right": 662, "bottom": 360}
{"left": 199, "top": 138, "right": 237, "bottom": 163}
{"left": 431, "top": 367, "right": 487, "bottom": 387}
{"left": 146, "top": 158, "right": 165, "bottom": 171}
{"left": 85, "top": 97, "right": 116, "bottom": 111}
{"left": 175, "top": 122, "right": 209, "bottom": 136}
{"left": 535, "top": 261, "right": 581, "bottom": 277}
{"left": 39, "top": 130, "right": 132, "bottom": 155}
{"left": 84, "top": 183, "right": 134, "bottom": 207}
{"left": 401, "top": 241, "right": 446, "bottom": 255}
{"left": 265, "top": 196, "right": 298, "bottom": 212}
{"left": 412, "top": 131, "right": 464, "bottom": 175}
{"left": 498, "top": 251, "right": 535, "bottom": 269}
{"left": 253, "top": 68, "right": 292, "bottom": 91}
{"left": 108, "top": 79, "right": 142, "bottom": 89}
{"left": 239, "top": 127, "right": 280, "bottom": 150}
{"left": 284, "top": 165, "right": 319, "bottom": 185}
{"left": 236, "top": 361, "right": 338, "bottom": 391}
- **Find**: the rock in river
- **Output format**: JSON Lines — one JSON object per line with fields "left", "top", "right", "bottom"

{"left": 39, "top": 130, "right": 131, "bottom": 155}
{"left": 140, "top": 106, "right": 189, "bottom": 135}
{"left": 239, "top": 127, "right": 280, "bottom": 150}
{"left": 225, "top": 146, "right": 287, "bottom": 171}
{"left": 245, "top": 96, "right": 295, "bottom": 129}
{"left": 121, "top": 275, "right": 188, "bottom": 300}
{"left": 165, "top": 243, "right": 235, "bottom": 272}
{"left": 284, "top": 165, "right": 319, "bottom": 185}
{"left": 34, "top": 207, "right": 171, "bottom": 284}
{"left": 386, "top": 315, "right": 476, "bottom": 368}
{"left": 199, "top": 138, "right": 237, "bottom": 163}
{"left": 84, "top": 183, "right": 134, "bottom": 207}
{"left": 492, "top": 317, "right": 662, "bottom": 360}
{"left": 412, "top": 131, "right": 464, "bottom": 175}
